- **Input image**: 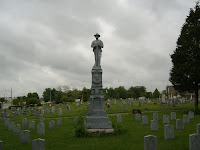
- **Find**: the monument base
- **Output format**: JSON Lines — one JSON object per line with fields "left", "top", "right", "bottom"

{"left": 84, "top": 116, "right": 112, "bottom": 129}
{"left": 87, "top": 128, "right": 114, "bottom": 133}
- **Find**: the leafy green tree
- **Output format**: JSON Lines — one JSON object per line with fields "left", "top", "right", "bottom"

{"left": 0, "top": 98, "right": 5, "bottom": 103}
{"left": 128, "top": 86, "right": 146, "bottom": 99}
{"left": 170, "top": 2, "right": 200, "bottom": 111}
{"left": 114, "top": 86, "right": 128, "bottom": 99}
{"left": 27, "top": 92, "right": 39, "bottom": 99}
{"left": 60, "top": 96, "right": 73, "bottom": 103}
{"left": 13, "top": 98, "right": 19, "bottom": 105}
{"left": 81, "top": 87, "right": 90, "bottom": 102}
{"left": 26, "top": 97, "right": 40, "bottom": 105}
{"left": 145, "top": 92, "right": 153, "bottom": 99}
{"left": 42, "top": 88, "right": 57, "bottom": 102}
{"left": 153, "top": 89, "right": 160, "bottom": 98}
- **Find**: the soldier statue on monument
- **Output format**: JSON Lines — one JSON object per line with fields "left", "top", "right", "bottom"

{"left": 91, "top": 33, "right": 104, "bottom": 67}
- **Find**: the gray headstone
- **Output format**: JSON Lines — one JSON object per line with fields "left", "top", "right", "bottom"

{"left": 29, "top": 121, "right": 35, "bottom": 130}
{"left": 144, "top": 135, "right": 157, "bottom": 150}
{"left": 0, "top": 141, "right": 3, "bottom": 150}
{"left": 138, "top": 102, "right": 141, "bottom": 107}
{"left": 8, "top": 122, "right": 15, "bottom": 131}
{"left": 171, "top": 112, "right": 176, "bottom": 120}
{"left": 22, "top": 118, "right": 27, "bottom": 127}
{"left": 164, "top": 124, "right": 174, "bottom": 140}
{"left": 57, "top": 118, "right": 62, "bottom": 126}
{"left": 4, "top": 118, "right": 10, "bottom": 127}
{"left": 163, "top": 115, "right": 169, "bottom": 124}
{"left": 151, "top": 120, "right": 158, "bottom": 132}
{"left": 197, "top": 124, "right": 200, "bottom": 135}
{"left": 37, "top": 123, "right": 45, "bottom": 136}
{"left": 117, "top": 114, "right": 122, "bottom": 123}
{"left": 183, "top": 115, "right": 190, "bottom": 124}
{"left": 40, "top": 118, "right": 45, "bottom": 124}
{"left": 188, "top": 111, "right": 194, "bottom": 119}
{"left": 153, "top": 113, "right": 158, "bottom": 121}
{"left": 135, "top": 113, "right": 141, "bottom": 122}
{"left": 189, "top": 134, "right": 200, "bottom": 150}
{"left": 142, "top": 115, "right": 148, "bottom": 126}
{"left": 32, "top": 138, "right": 45, "bottom": 150}
{"left": 13, "top": 124, "right": 21, "bottom": 136}
{"left": 46, "top": 109, "right": 49, "bottom": 114}
{"left": 49, "top": 120, "right": 55, "bottom": 129}
{"left": 20, "top": 130, "right": 30, "bottom": 144}
{"left": 58, "top": 108, "right": 62, "bottom": 115}
{"left": 176, "top": 119, "right": 184, "bottom": 130}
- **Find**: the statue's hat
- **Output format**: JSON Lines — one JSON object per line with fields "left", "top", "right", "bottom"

{"left": 94, "top": 33, "right": 100, "bottom": 37}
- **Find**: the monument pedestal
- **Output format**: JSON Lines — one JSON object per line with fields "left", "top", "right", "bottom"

{"left": 84, "top": 66, "right": 112, "bottom": 129}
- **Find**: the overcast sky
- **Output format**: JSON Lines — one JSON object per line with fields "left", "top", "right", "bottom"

{"left": 0, "top": 0, "right": 197, "bottom": 97}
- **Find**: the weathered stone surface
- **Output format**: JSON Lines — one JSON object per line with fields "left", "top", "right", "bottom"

{"left": 84, "top": 36, "right": 112, "bottom": 129}
{"left": 189, "top": 134, "right": 200, "bottom": 150}
{"left": 163, "top": 115, "right": 169, "bottom": 124}
{"left": 117, "top": 114, "right": 122, "bottom": 123}
{"left": 20, "top": 130, "right": 30, "bottom": 144}
{"left": 40, "top": 118, "right": 45, "bottom": 124}
{"left": 4, "top": 118, "right": 10, "bottom": 127}
{"left": 32, "top": 138, "right": 45, "bottom": 150}
{"left": 188, "top": 111, "right": 194, "bottom": 119}
{"left": 197, "top": 124, "right": 200, "bottom": 135}
{"left": 37, "top": 123, "right": 45, "bottom": 136}
{"left": 144, "top": 135, "right": 157, "bottom": 150}
{"left": 164, "top": 124, "right": 174, "bottom": 140}
{"left": 58, "top": 108, "right": 62, "bottom": 115}
{"left": 176, "top": 119, "right": 184, "bottom": 130}
{"left": 8, "top": 122, "right": 15, "bottom": 131}
{"left": 29, "top": 121, "right": 35, "bottom": 130}
{"left": 135, "top": 113, "right": 141, "bottom": 122}
{"left": 57, "top": 118, "right": 62, "bottom": 126}
{"left": 183, "top": 115, "right": 190, "bottom": 124}
{"left": 171, "top": 112, "right": 176, "bottom": 120}
{"left": 151, "top": 120, "right": 158, "bottom": 131}
{"left": 13, "top": 124, "right": 21, "bottom": 136}
{"left": 153, "top": 113, "right": 158, "bottom": 121}
{"left": 22, "top": 118, "right": 27, "bottom": 127}
{"left": 49, "top": 120, "right": 55, "bottom": 129}
{"left": 142, "top": 115, "right": 148, "bottom": 126}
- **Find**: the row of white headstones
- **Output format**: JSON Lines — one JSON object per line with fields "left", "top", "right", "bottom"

{"left": 117, "top": 111, "right": 200, "bottom": 150}
{"left": 0, "top": 117, "right": 63, "bottom": 150}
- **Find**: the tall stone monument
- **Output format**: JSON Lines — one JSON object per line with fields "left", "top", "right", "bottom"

{"left": 84, "top": 33, "right": 112, "bottom": 129}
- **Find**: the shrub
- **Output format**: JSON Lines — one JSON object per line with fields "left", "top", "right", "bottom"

{"left": 74, "top": 117, "right": 87, "bottom": 137}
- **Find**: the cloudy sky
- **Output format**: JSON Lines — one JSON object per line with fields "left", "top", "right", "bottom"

{"left": 0, "top": 0, "right": 197, "bottom": 97}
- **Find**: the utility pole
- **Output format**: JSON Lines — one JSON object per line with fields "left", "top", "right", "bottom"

{"left": 50, "top": 88, "right": 51, "bottom": 102}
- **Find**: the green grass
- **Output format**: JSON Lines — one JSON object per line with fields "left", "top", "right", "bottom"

{"left": 0, "top": 100, "right": 199, "bottom": 150}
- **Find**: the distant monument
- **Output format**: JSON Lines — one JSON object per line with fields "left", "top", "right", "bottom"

{"left": 84, "top": 33, "right": 113, "bottom": 130}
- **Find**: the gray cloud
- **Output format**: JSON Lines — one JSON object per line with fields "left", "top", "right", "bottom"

{"left": 0, "top": 0, "right": 196, "bottom": 97}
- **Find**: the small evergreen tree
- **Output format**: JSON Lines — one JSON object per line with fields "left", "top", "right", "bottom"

{"left": 170, "top": 1, "right": 200, "bottom": 112}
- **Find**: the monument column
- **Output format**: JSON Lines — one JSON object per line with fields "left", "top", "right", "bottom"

{"left": 84, "top": 33, "right": 112, "bottom": 129}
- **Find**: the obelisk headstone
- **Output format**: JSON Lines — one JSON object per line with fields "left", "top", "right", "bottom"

{"left": 84, "top": 33, "right": 112, "bottom": 130}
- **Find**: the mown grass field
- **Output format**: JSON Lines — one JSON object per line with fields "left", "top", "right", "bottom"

{"left": 0, "top": 100, "right": 199, "bottom": 150}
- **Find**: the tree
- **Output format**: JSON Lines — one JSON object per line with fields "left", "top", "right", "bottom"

{"left": 26, "top": 97, "right": 40, "bottom": 105}
{"left": 0, "top": 98, "right": 5, "bottom": 103}
{"left": 27, "top": 92, "right": 39, "bottom": 99}
{"left": 170, "top": 2, "right": 200, "bottom": 112}
{"left": 153, "top": 89, "right": 160, "bottom": 98}
{"left": 81, "top": 87, "right": 90, "bottom": 102}
{"left": 13, "top": 98, "right": 19, "bottom": 105}
{"left": 128, "top": 86, "right": 146, "bottom": 99}
{"left": 114, "top": 86, "right": 128, "bottom": 99}
{"left": 42, "top": 88, "right": 57, "bottom": 102}
{"left": 145, "top": 92, "right": 153, "bottom": 99}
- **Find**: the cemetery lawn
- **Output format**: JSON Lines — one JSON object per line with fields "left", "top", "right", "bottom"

{"left": 0, "top": 100, "right": 199, "bottom": 150}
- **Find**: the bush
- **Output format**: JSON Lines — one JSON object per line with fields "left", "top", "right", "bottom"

{"left": 26, "top": 98, "right": 40, "bottom": 105}
{"left": 74, "top": 117, "right": 87, "bottom": 137}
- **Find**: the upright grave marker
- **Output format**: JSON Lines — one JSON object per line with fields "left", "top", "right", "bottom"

{"left": 84, "top": 33, "right": 112, "bottom": 130}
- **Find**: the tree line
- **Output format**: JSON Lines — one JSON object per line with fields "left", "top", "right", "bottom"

{"left": 11, "top": 85, "right": 161, "bottom": 106}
